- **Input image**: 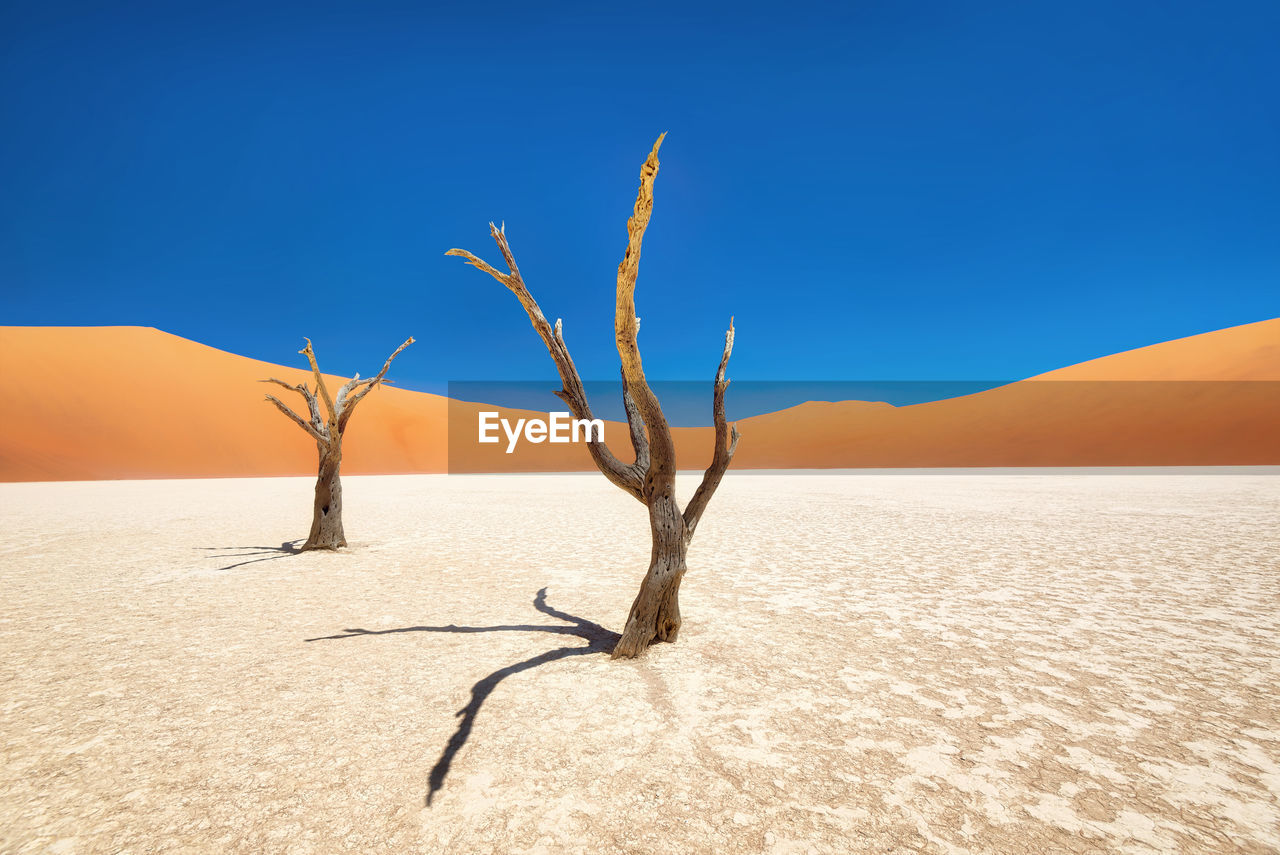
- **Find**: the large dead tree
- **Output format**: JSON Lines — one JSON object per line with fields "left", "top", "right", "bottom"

{"left": 263, "top": 336, "right": 413, "bottom": 551}
{"left": 447, "top": 135, "right": 739, "bottom": 658}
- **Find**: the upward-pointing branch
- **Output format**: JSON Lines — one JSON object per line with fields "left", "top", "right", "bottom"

{"left": 447, "top": 227, "right": 646, "bottom": 500}
{"left": 300, "top": 339, "right": 338, "bottom": 431}
{"left": 683, "top": 319, "right": 740, "bottom": 536}
{"left": 614, "top": 134, "right": 675, "bottom": 495}
{"left": 337, "top": 337, "right": 415, "bottom": 432}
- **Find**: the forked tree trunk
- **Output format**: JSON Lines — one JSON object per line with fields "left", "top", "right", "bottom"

{"left": 305, "top": 445, "right": 346, "bottom": 550}
{"left": 448, "top": 136, "right": 739, "bottom": 659}
{"left": 263, "top": 336, "right": 413, "bottom": 553}
{"left": 615, "top": 495, "right": 689, "bottom": 658}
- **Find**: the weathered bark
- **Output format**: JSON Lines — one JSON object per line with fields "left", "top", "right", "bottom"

{"left": 263, "top": 336, "right": 412, "bottom": 551}
{"left": 448, "top": 135, "right": 739, "bottom": 658}
{"left": 306, "top": 445, "right": 346, "bottom": 550}
{"left": 614, "top": 493, "right": 689, "bottom": 658}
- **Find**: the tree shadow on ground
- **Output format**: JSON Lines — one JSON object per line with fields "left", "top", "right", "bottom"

{"left": 198, "top": 540, "right": 303, "bottom": 571}
{"left": 305, "top": 588, "right": 618, "bottom": 805}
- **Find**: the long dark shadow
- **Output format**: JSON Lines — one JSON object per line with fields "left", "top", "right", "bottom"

{"left": 198, "top": 540, "right": 303, "bottom": 572}
{"left": 305, "top": 587, "right": 618, "bottom": 805}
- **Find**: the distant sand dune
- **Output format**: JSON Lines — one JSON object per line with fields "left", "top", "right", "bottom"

{"left": 1, "top": 318, "right": 1278, "bottom": 480}
{"left": 0, "top": 326, "right": 447, "bottom": 481}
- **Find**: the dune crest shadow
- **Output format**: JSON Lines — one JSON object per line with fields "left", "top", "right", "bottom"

{"left": 305, "top": 587, "right": 618, "bottom": 805}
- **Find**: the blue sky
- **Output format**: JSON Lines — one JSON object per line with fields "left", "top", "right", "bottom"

{"left": 2, "top": 0, "right": 1277, "bottom": 395}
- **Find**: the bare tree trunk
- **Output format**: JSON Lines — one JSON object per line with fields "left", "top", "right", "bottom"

{"left": 305, "top": 444, "right": 345, "bottom": 550}
{"left": 614, "top": 494, "right": 689, "bottom": 658}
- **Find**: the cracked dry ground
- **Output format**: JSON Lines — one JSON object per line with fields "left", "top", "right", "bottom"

{"left": 1, "top": 471, "right": 1278, "bottom": 853}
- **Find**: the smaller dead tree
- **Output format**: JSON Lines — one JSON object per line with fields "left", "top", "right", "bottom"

{"left": 263, "top": 337, "right": 413, "bottom": 550}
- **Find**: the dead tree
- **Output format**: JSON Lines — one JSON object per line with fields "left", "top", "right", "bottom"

{"left": 447, "top": 135, "right": 739, "bottom": 658}
{"left": 262, "top": 336, "right": 413, "bottom": 551}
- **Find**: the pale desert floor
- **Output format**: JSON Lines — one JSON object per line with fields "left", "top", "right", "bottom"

{"left": 2, "top": 471, "right": 1278, "bottom": 854}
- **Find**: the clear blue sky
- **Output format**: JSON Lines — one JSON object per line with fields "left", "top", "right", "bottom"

{"left": 2, "top": 0, "right": 1277, "bottom": 392}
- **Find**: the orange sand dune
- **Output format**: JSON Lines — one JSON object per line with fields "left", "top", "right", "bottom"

{"left": 732, "top": 378, "right": 1280, "bottom": 468}
{"left": 731, "top": 318, "right": 1280, "bottom": 468}
{"left": 0, "top": 326, "right": 447, "bottom": 482}
{"left": 1030, "top": 317, "right": 1280, "bottom": 381}
{"left": 1, "top": 318, "right": 1277, "bottom": 481}
{"left": 455, "top": 317, "right": 1280, "bottom": 471}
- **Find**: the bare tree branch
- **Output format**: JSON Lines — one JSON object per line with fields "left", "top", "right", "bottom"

{"left": 262, "top": 377, "right": 309, "bottom": 399}
{"left": 620, "top": 366, "right": 650, "bottom": 473}
{"left": 447, "top": 228, "right": 645, "bottom": 500}
{"left": 265, "top": 394, "right": 328, "bottom": 443}
{"left": 446, "top": 246, "right": 512, "bottom": 286}
{"left": 263, "top": 378, "right": 326, "bottom": 437}
{"left": 683, "top": 319, "right": 739, "bottom": 536}
{"left": 300, "top": 338, "right": 338, "bottom": 430}
{"left": 335, "top": 374, "right": 363, "bottom": 415}
{"left": 614, "top": 135, "right": 676, "bottom": 492}
{"left": 338, "top": 337, "right": 415, "bottom": 431}
{"left": 303, "top": 387, "right": 324, "bottom": 434}
{"left": 550, "top": 317, "right": 592, "bottom": 417}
